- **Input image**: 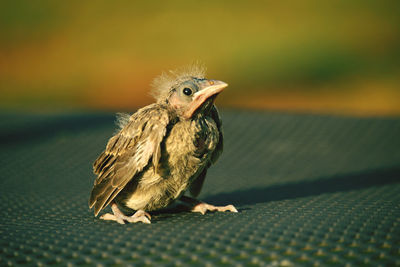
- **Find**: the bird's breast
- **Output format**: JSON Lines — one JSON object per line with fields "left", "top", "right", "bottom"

{"left": 169, "top": 116, "right": 218, "bottom": 156}
{"left": 162, "top": 116, "right": 219, "bottom": 181}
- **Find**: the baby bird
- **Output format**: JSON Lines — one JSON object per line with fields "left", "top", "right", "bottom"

{"left": 89, "top": 65, "right": 237, "bottom": 224}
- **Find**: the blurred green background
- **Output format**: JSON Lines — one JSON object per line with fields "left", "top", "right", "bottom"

{"left": 1, "top": 0, "right": 399, "bottom": 115}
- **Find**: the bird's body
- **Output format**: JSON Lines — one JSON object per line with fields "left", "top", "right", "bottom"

{"left": 114, "top": 103, "right": 220, "bottom": 212}
{"left": 89, "top": 65, "right": 236, "bottom": 224}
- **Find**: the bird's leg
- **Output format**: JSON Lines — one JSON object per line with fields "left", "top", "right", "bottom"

{"left": 100, "top": 202, "right": 151, "bottom": 224}
{"left": 180, "top": 195, "right": 238, "bottom": 215}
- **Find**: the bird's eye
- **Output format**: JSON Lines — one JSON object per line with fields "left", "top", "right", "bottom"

{"left": 183, "top": 87, "right": 192, "bottom": 96}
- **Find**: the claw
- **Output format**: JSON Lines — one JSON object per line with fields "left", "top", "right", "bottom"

{"left": 221, "top": 204, "right": 238, "bottom": 213}
{"left": 99, "top": 203, "right": 151, "bottom": 224}
{"left": 100, "top": 213, "right": 125, "bottom": 224}
{"left": 125, "top": 210, "right": 151, "bottom": 224}
{"left": 179, "top": 196, "right": 238, "bottom": 215}
{"left": 192, "top": 203, "right": 238, "bottom": 215}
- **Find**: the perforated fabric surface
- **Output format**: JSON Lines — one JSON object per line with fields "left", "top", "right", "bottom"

{"left": 1, "top": 110, "right": 399, "bottom": 266}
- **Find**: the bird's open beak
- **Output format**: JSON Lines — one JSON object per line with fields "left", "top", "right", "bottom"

{"left": 184, "top": 80, "right": 228, "bottom": 119}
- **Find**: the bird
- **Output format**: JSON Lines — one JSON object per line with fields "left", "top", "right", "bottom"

{"left": 89, "top": 64, "right": 237, "bottom": 224}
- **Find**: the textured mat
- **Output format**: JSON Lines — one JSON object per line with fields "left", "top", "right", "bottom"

{"left": 1, "top": 110, "right": 399, "bottom": 266}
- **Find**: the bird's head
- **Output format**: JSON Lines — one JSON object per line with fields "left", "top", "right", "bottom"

{"left": 151, "top": 65, "right": 228, "bottom": 119}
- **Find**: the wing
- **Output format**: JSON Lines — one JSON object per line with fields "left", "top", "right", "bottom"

{"left": 89, "top": 104, "right": 172, "bottom": 216}
{"left": 189, "top": 105, "right": 224, "bottom": 197}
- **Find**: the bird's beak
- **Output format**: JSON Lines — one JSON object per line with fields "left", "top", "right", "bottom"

{"left": 184, "top": 80, "right": 228, "bottom": 119}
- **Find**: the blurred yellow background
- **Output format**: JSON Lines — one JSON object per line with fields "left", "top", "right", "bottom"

{"left": 1, "top": 1, "right": 399, "bottom": 115}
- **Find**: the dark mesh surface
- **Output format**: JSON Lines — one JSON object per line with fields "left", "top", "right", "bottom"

{"left": 1, "top": 110, "right": 400, "bottom": 266}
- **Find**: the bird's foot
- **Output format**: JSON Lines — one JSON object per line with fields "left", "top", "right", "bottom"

{"left": 99, "top": 203, "right": 151, "bottom": 224}
{"left": 180, "top": 195, "right": 238, "bottom": 215}
{"left": 100, "top": 210, "right": 151, "bottom": 224}
{"left": 192, "top": 202, "right": 238, "bottom": 215}
{"left": 125, "top": 210, "right": 152, "bottom": 224}
{"left": 100, "top": 213, "right": 124, "bottom": 224}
